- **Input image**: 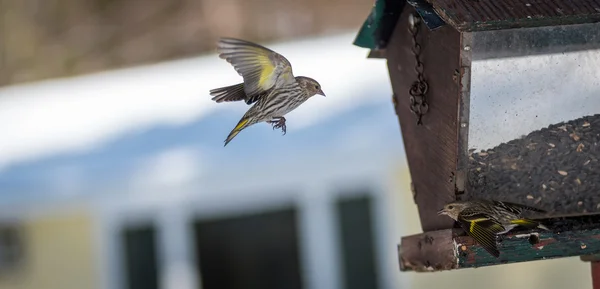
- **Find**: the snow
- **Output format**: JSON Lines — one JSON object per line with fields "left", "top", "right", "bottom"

{"left": 0, "top": 32, "right": 390, "bottom": 171}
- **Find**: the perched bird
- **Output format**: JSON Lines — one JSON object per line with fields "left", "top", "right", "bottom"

{"left": 208, "top": 37, "right": 325, "bottom": 146}
{"left": 223, "top": 76, "right": 324, "bottom": 146}
{"left": 438, "top": 199, "right": 549, "bottom": 258}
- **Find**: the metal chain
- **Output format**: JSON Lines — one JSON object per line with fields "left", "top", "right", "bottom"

{"left": 408, "top": 14, "right": 429, "bottom": 125}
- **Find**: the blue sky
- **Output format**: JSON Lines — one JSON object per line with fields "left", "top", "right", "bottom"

{"left": 0, "top": 32, "right": 408, "bottom": 203}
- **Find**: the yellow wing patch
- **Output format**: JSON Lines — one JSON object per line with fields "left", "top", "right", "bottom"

{"left": 241, "top": 45, "right": 276, "bottom": 88}
{"left": 468, "top": 219, "right": 501, "bottom": 233}
{"left": 469, "top": 220, "right": 478, "bottom": 233}
{"left": 217, "top": 38, "right": 293, "bottom": 98}
{"left": 259, "top": 60, "right": 275, "bottom": 88}
{"left": 465, "top": 217, "right": 505, "bottom": 234}
{"left": 468, "top": 221, "right": 500, "bottom": 257}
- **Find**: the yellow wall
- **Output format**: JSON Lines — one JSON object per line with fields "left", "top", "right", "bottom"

{"left": 0, "top": 212, "right": 98, "bottom": 289}
{"left": 391, "top": 164, "right": 592, "bottom": 289}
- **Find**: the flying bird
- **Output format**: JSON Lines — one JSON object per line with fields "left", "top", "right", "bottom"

{"left": 438, "top": 199, "right": 549, "bottom": 258}
{"left": 208, "top": 37, "right": 325, "bottom": 146}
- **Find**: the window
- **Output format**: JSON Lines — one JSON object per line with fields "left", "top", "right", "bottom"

{"left": 0, "top": 224, "right": 25, "bottom": 274}
{"left": 194, "top": 208, "right": 302, "bottom": 289}
{"left": 122, "top": 226, "right": 159, "bottom": 289}
{"left": 336, "top": 195, "right": 380, "bottom": 289}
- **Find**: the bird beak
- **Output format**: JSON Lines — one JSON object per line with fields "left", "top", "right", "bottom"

{"left": 318, "top": 89, "right": 326, "bottom": 97}
{"left": 437, "top": 209, "right": 445, "bottom": 215}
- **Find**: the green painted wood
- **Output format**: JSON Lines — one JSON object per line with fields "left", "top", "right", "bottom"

{"left": 399, "top": 214, "right": 600, "bottom": 272}
{"left": 456, "top": 228, "right": 600, "bottom": 267}
{"left": 456, "top": 214, "right": 600, "bottom": 268}
{"left": 353, "top": 0, "right": 384, "bottom": 49}
{"left": 352, "top": 0, "right": 404, "bottom": 49}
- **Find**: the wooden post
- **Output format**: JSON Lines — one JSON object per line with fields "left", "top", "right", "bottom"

{"left": 580, "top": 253, "right": 600, "bottom": 288}
{"left": 386, "top": 3, "right": 462, "bottom": 232}
{"left": 592, "top": 262, "right": 600, "bottom": 289}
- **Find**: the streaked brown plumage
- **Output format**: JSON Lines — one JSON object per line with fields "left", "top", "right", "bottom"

{"left": 438, "top": 199, "right": 548, "bottom": 257}
{"left": 208, "top": 37, "right": 325, "bottom": 146}
{"left": 223, "top": 76, "right": 324, "bottom": 146}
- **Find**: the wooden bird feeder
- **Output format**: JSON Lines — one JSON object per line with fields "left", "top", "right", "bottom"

{"left": 354, "top": 0, "right": 600, "bottom": 279}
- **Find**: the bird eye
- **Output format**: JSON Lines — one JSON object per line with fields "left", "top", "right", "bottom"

{"left": 315, "top": 85, "right": 319, "bottom": 89}
{"left": 448, "top": 205, "right": 454, "bottom": 209}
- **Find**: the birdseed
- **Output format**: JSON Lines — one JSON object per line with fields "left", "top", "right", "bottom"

{"left": 465, "top": 114, "right": 600, "bottom": 215}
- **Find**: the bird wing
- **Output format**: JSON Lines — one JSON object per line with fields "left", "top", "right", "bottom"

{"left": 209, "top": 82, "right": 270, "bottom": 105}
{"left": 493, "top": 200, "right": 547, "bottom": 215}
{"left": 458, "top": 212, "right": 506, "bottom": 258}
{"left": 217, "top": 38, "right": 295, "bottom": 100}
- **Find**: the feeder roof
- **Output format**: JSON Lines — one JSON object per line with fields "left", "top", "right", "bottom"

{"left": 432, "top": 0, "right": 600, "bottom": 32}
{"left": 353, "top": 0, "right": 600, "bottom": 50}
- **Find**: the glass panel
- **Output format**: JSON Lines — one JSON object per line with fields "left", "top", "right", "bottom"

{"left": 466, "top": 22, "right": 600, "bottom": 215}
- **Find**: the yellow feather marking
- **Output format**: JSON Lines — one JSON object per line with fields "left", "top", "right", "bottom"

{"left": 224, "top": 118, "right": 250, "bottom": 146}
{"left": 245, "top": 48, "right": 275, "bottom": 88}
{"left": 469, "top": 221, "right": 477, "bottom": 233}
{"left": 469, "top": 218, "right": 502, "bottom": 234}
{"left": 510, "top": 219, "right": 534, "bottom": 226}
{"left": 467, "top": 221, "right": 500, "bottom": 257}
{"left": 259, "top": 61, "right": 274, "bottom": 87}
{"left": 469, "top": 218, "right": 488, "bottom": 232}
{"left": 234, "top": 118, "right": 250, "bottom": 132}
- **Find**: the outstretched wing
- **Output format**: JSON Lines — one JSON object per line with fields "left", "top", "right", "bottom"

{"left": 217, "top": 38, "right": 295, "bottom": 99}
{"left": 458, "top": 212, "right": 506, "bottom": 258}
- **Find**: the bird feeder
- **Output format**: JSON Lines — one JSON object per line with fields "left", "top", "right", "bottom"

{"left": 354, "top": 0, "right": 600, "bottom": 276}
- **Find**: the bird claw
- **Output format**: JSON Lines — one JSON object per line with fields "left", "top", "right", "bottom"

{"left": 273, "top": 122, "right": 286, "bottom": 136}
{"left": 279, "top": 125, "right": 287, "bottom": 136}
{"left": 269, "top": 117, "right": 287, "bottom": 135}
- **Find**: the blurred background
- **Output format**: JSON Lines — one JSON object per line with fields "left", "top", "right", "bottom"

{"left": 0, "top": 1, "right": 592, "bottom": 289}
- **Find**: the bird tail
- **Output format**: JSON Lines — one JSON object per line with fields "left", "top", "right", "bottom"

{"left": 210, "top": 83, "right": 247, "bottom": 103}
{"left": 224, "top": 118, "right": 251, "bottom": 147}
{"left": 510, "top": 219, "right": 550, "bottom": 231}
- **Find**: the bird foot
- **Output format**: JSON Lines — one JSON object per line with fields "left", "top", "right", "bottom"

{"left": 268, "top": 117, "right": 287, "bottom": 135}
